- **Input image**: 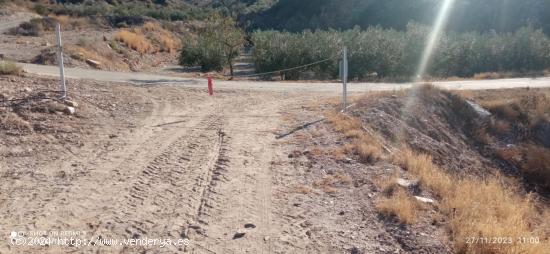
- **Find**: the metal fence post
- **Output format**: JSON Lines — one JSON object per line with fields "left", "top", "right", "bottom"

{"left": 55, "top": 23, "right": 66, "bottom": 99}
{"left": 342, "top": 47, "right": 348, "bottom": 112}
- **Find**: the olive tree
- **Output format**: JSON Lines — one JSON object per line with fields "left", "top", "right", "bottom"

{"left": 180, "top": 14, "right": 244, "bottom": 76}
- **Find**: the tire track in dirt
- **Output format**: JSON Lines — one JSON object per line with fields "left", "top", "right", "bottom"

{"left": 86, "top": 115, "right": 224, "bottom": 253}
{"left": 184, "top": 94, "right": 314, "bottom": 254}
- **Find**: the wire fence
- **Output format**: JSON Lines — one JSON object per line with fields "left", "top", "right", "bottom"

{"left": 232, "top": 49, "right": 342, "bottom": 78}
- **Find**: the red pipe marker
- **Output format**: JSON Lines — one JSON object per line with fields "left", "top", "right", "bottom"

{"left": 207, "top": 76, "right": 214, "bottom": 96}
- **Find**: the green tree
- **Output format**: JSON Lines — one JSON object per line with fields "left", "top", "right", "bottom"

{"left": 180, "top": 14, "right": 244, "bottom": 76}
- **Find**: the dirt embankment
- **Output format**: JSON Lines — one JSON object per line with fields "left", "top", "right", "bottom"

{"left": 281, "top": 85, "right": 550, "bottom": 253}
{"left": 1, "top": 12, "right": 187, "bottom": 73}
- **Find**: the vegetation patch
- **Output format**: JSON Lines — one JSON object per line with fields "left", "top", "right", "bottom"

{"left": 325, "top": 111, "right": 383, "bottom": 164}
{"left": 376, "top": 187, "right": 419, "bottom": 224}
{"left": 180, "top": 14, "right": 244, "bottom": 75}
{"left": 252, "top": 25, "right": 550, "bottom": 80}
{"left": 115, "top": 30, "right": 152, "bottom": 54}
{"left": 394, "top": 148, "right": 550, "bottom": 253}
{"left": 0, "top": 61, "right": 23, "bottom": 76}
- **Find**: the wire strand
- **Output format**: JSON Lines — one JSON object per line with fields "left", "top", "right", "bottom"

{"left": 234, "top": 54, "right": 340, "bottom": 78}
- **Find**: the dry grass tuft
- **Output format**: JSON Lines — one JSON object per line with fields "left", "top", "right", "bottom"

{"left": 523, "top": 146, "right": 550, "bottom": 189}
{"left": 473, "top": 72, "right": 506, "bottom": 80}
{"left": 313, "top": 173, "right": 352, "bottom": 194}
{"left": 294, "top": 185, "right": 312, "bottom": 194}
{"left": 328, "top": 146, "right": 348, "bottom": 160}
{"left": 326, "top": 111, "right": 383, "bottom": 164}
{"left": 140, "top": 22, "right": 181, "bottom": 53}
{"left": 491, "top": 119, "right": 512, "bottom": 135}
{"left": 376, "top": 188, "right": 418, "bottom": 224}
{"left": 333, "top": 173, "right": 353, "bottom": 185}
{"left": 1, "top": 113, "right": 31, "bottom": 131}
{"left": 0, "top": 61, "right": 23, "bottom": 75}
{"left": 115, "top": 30, "right": 152, "bottom": 54}
{"left": 354, "top": 141, "right": 382, "bottom": 163}
{"left": 394, "top": 148, "right": 550, "bottom": 253}
{"left": 495, "top": 148, "right": 522, "bottom": 164}
{"left": 376, "top": 174, "right": 403, "bottom": 197}
{"left": 392, "top": 149, "right": 453, "bottom": 197}
{"left": 326, "top": 111, "right": 363, "bottom": 134}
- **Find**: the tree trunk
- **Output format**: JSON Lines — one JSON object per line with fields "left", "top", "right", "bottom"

{"left": 229, "top": 60, "right": 234, "bottom": 77}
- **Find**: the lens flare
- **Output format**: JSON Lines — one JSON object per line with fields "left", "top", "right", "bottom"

{"left": 415, "top": 0, "right": 456, "bottom": 81}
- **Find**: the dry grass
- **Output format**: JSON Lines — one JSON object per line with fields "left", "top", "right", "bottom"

{"left": 481, "top": 94, "right": 549, "bottom": 126}
{"left": 392, "top": 149, "right": 453, "bottom": 197}
{"left": 313, "top": 173, "right": 352, "bottom": 194}
{"left": 496, "top": 145, "right": 550, "bottom": 189}
{"left": 354, "top": 141, "right": 382, "bottom": 163}
{"left": 328, "top": 146, "right": 347, "bottom": 160}
{"left": 141, "top": 22, "right": 181, "bottom": 53}
{"left": 1, "top": 113, "right": 31, "bottom": 131}
{"left": 0, "top": 61, "right": 23, "bottom": 75}
{"left": 495, "top": 148, "right": 522, "bottom": 164}
{"left": 376, "top": 174, "right": 401, "bottom": 196}
{"left": 523, "top": 146, "right": 550, "bottom": 189}
{"left": 376, "top": 188, "right": 419, "bottom": 224}
{"left": 293, "top": 185, "right": 312, "bottom": 194}
{"left": 394, "top": 148, "right": 550, "bottom": 253}
{"left": 326, "top": 111, "right": 383, "bottom": 164}
{"left": 115, "top": 30, "right": 152, "bottom": 54}
{"left": 491, "top": 119, "right": 512, "bottom": 135}
{"left": 473, "top": 72, "right": 507, "bottom": 80}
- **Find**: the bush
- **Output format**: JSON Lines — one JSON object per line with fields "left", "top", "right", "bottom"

{"left": 9, "top": 18, "right": 45, "bottom": 36}
{"left": 251, "top": 24, "right": 550, "bottom": 80}
{"left": 179, "top": 15, "right": 244, "bottom": 74}
{"left": 0, "top": 61, "right": 23, "bottom": 76}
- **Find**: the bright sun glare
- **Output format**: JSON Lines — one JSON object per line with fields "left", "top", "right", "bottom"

{"left": 415, "top": 0, "right": 456, "bottom": 81}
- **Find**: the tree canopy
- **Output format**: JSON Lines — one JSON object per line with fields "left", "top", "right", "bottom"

{"left": 246, "top": 0, "right": 550, "bottom": 34}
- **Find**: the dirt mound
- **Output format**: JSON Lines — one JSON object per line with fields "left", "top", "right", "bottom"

{"left": 351, "top": 85, "right": 499, "bottom": 176}
{"left": 0, "top": 74, "right": 149, "bottom": 159}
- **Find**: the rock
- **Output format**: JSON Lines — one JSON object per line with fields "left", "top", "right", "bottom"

{"left": 232, "top": 231, "right": 246, "bottom": 239}
{"left": 85, "top": 59, "right": 102, "bottom": 69}
{"left": 466, "top": 100, "right": 491, "bottom": 118}
{"left": 64, "top": 100, "right": 79, "bottom": 108}
{"left": 263, "top": 236, "right": 270, "bottom": 241}
{"left": 350, "top": 247, "right": 363, "bottom": 254}
{"left": 244, "top": 223, "right": 256, "bottom": 229}
{"left": 64, "top": 106, "right": 76, "bottom": 115}
{"left": 396, "top": 178, "right": 419, "bottom": 188}
{"left": 414, "top": 196, "right": 436, "bottom": 204}
{"left": 23, "top": 87, "right": 32, "bottom": 93}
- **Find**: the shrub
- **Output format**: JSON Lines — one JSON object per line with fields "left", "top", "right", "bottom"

{"left": 9, "top": 18, "right": 44, "bottom": 36}
{"left": 0, "top": 61, "right": 23, "bottom": 76}
{"left": 179, "top": 15, "right": 244, "bottom": 74}
{"left": 522, "top": 146, "right": 550, "bottom": 189}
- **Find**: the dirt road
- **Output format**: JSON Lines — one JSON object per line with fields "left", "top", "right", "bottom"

{"left": 22, "top": 63, "right": 550, "bottom": 92}
{"left": 1, "top": 76, "right": 348, "bottom": 253}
